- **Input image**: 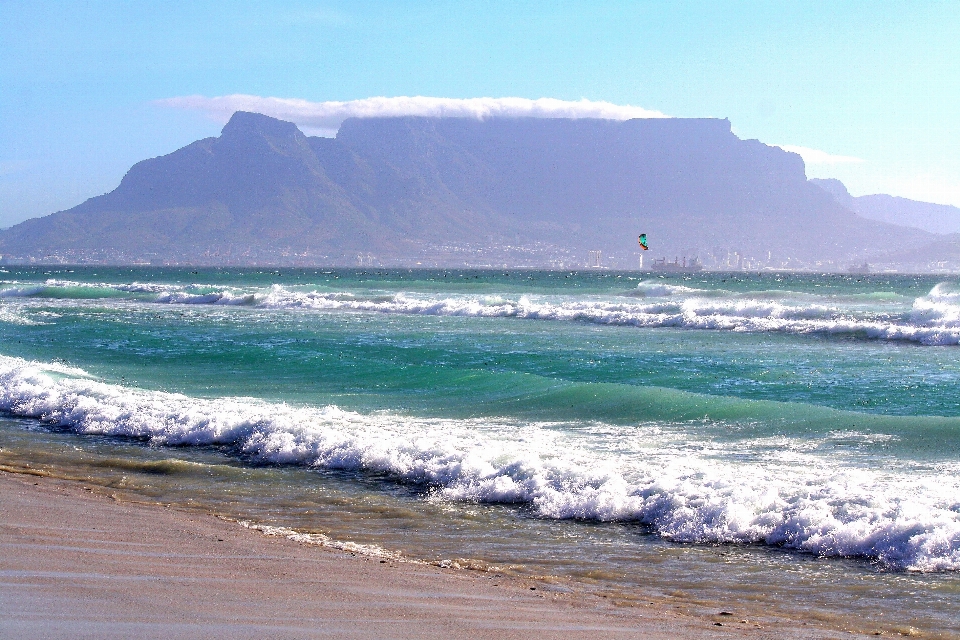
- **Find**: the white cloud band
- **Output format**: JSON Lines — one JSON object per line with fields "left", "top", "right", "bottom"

{"left": 776, "top": 144, "right": 863, "bottom": 165}
{"left": 158, "top": 94, "right": 668, "bottom": 135}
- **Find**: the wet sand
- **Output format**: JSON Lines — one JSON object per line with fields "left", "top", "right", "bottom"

{"left": 0, "top": 470, "right": 845, "bottom": 639}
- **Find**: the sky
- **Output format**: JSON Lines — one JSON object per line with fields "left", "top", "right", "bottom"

{"left": 2, "top": 0, "right": 959, "bottom": 228}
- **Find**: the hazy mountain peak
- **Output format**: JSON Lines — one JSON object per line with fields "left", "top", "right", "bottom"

{"left": 221, "top": 111, "right": 304, "bottom": 142}
{"left": 218, "top": 111, "right": 316, "bottom": 162}
{"left": 810, "top": 178, "right": 850, "bottom": 199}
{"left": 811, "top": 176, "right": 960, "bottom": 235}
{"left": 809, "top": 178, "right": 855, "bottom": 208}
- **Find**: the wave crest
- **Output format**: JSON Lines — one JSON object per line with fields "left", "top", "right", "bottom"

{"left": 4, "top": 278, "right": 960, "bottom": 345}
{"left": 1, "top": 355, "right": 959, "bottom": 571}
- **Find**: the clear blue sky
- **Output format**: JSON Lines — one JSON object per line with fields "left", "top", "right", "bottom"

{"left": 2, "top": 0, "right": 959, "bottom": 228}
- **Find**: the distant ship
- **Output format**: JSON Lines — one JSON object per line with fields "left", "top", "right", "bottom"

{"left": 647, "top": 256, "right": 703, "bottom": 273}
{"left": 847, "top": 262, "right": 871, "bottom": 275}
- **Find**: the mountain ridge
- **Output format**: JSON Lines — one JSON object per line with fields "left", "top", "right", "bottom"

{"left": 0, "top": 112, "right": 941, "bottom": 269}
{"left": 811, "top": 178, "right": 960, "bottom": 236}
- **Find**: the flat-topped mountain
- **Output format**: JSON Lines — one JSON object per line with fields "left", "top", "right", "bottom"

{"left": 0, "top": 112, "right": 936, "bottom": 268}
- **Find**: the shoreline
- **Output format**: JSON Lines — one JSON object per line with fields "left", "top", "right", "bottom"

{"left": 0, "top": 469, "right": 851, "bottom": 639}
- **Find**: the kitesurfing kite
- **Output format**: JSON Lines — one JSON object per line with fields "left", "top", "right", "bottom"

{"left": 638, "top": 234, "right": 649, "bottom": 250}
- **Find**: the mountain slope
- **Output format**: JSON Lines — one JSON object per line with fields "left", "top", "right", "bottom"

{"left": 0, "top": 112, "right": 932, "bottom": 268}
{"left": 811, "top": 178, "right": 960, "bottom": 235}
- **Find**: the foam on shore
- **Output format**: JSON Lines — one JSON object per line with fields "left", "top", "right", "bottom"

{"left": 2, "top": 354, "right": 959, "bottom": 571}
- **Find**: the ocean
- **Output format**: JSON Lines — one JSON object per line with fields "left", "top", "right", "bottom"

{"left": 2, "top": 266, "right": 959, "bottom": 636}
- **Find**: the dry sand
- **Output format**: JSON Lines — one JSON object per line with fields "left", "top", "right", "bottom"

{"left": 0, "top": 470, "right": 844, "bottom": 639}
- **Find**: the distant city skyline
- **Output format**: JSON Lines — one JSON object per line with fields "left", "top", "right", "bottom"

{"left": 2, "top": 1, "right": 959, "bottom": 228}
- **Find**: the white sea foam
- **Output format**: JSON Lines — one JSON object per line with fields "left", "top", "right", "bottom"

{"left": 238, "top": 520, "right": 402, "bottom": 560}
{"left": 252, "top": 284, "right": 960, "bottom": 345}
{"left": 927, "top": 282, "right": 960, "bottom": 303}
{"left": 632, "top": 282, "right": 709, "bottom": 297}
{"left": 0, "top": 285, "right": 46, "bottom": 297}
{"left": 1, "top": 354, "right": 958, "bottom": 571}
{"left": 0, "top": 307, "right": 44, "bottom": 325}
{"left": 5, "top": 278, "right": 960, "bottom": 344}
{"left": 154, "top": 290, "right": 257, "bottom": 305}
{"left": 21, "top": 279, "right": 256, "bottom": 305}
{"left": 2, "top": 279, "right": 178, "bottom": 297}
{"left": 113, "top": 282, "right": 180, "bottom": 294}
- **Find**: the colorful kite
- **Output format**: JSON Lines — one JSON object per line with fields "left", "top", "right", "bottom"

{"left": 638, "top": 234, "right": 649, "bottom": 250}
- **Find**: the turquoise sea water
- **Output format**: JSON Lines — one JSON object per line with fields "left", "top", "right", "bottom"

{"left": 2, "top": 266, "right": 959, "bottom": 635}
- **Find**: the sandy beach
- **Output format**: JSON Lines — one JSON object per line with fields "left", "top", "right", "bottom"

{"left": 0, "top": 469, "right": 849, "bottom": 640}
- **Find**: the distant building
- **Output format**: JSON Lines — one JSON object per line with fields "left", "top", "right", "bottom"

{"left": 646, "top": 256, "right": 703, "bottom": 273}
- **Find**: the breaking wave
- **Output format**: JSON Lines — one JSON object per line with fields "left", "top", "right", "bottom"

{"left": 2, "top": 354, "right": 959, "bottom": 571}
{"left": 252, "top": 283, "right": 960, "bottom": 345}
{"left": 3, "top": 279, "right": 960, "bottom": 345}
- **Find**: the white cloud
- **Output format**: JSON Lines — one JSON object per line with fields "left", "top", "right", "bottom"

{"left": 775, "top": 144, "right": 864, "bottom": 165}
{"left": 158, "top": 95, "right": 668, "bottom": 136}
{"left": 875, "top": 173, "right": 960, "bottom": 208}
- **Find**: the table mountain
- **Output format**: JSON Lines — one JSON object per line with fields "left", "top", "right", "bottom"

{"left": 0, "top": 111, "right": 932, "bottom": 268}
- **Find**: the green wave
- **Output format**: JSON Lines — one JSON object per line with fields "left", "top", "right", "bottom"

{"left": 368, "top": 365, "right": 960, "bottom": 454}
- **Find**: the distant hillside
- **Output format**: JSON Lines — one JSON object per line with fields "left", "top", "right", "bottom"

{"left": 811, "top": 178, "right": 960, "bottom": 235}
{"left": 0, "top": 112, "right": 933, "bottom": 269}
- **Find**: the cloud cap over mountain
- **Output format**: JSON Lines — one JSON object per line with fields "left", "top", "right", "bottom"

{"left": 158, "top": 95, "right": 669, "bottom": 135}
